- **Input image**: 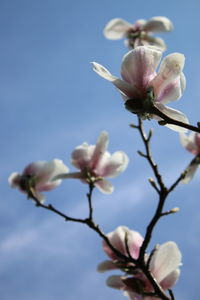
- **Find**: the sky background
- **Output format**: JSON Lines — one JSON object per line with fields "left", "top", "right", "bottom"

{"left": 1, "top": 0, "right": 200, "bottom": 299}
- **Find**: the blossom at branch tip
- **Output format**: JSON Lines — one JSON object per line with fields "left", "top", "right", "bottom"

{"left": 104, "top": 16, "right": 173, "bottom": 51}
{"left": 55, "top": 132, "right": 129, "bottom": 194}
{"left": 97, "top": 226, "right": 181, "bottom": 300}
{"left": 92, "top": 46, "right": 189, "bottom": 132}
{"left": 179, "top": 132, "right": 200, "bottom": 183}
{"left": 8, "top": 159, "right": 69, "bottom": 202}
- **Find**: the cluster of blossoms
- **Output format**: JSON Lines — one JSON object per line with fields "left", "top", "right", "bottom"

{"left": 9, "top": 13, "right": 200, "bottom": 300}
{"left": 9, "top": 132, "right": 129, "bottom": 200}
{"left": 98, "top": 226, "right": 181, "bottom": 300}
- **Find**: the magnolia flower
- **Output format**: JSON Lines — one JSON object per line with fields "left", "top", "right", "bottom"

{"left": 179, "top": 132, "right": 200, "bottom": 183}
{"left": 92, "top": 46, "right": 189, "bottom": 132}
{"left": 104, "top": 16, "right": 173, "bottom": 51}
{"left": 8, "top": 159, "right": 69, "bottom": 202}
{"left": 98, "top": 226, "right": 143, "bottom": 272}
{"left": 55, "top": 131, "right": 129, "bottom": 194}
{"left": 105, "top": 240, "right": 182, "bottom": 300}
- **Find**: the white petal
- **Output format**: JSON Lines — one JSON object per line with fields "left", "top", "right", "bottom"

{"left": 106, "top": 275, "right": 124, "bottom": 289}
{"left": 179, "top": 132, "right": 198, "bottom": 154}
{"left": 97, "top": 260, "right": 118, "bottom": 272}
{"left": 181, "top": 162, "right": 199, "bottom": 184}
{"left": 150, "top": 241, "right": 182, "bottom": 283}
{"left": 95, "top": 179, "right": 114, "bottom": 194}
{"left": 8, "top": 172, "right": 21, "bottom": 188}
{"left": 160, "top": 269, "right": 180, "bottom": 290}
{"left": 71, "top": 143, "right": 95, "bottom": 169}
{"left": 143, "top": 16, "right": 173, "bottom": 32}
{"left": 156, "top": 73, "right": 186, "bottom": 104}
{"left": 121, "top": 47, "right": 162, "bottom": 92}
{"left": 152, "top": 53, "right": 185, "bottom": 94}
{"left": 98, "top": 151, "right": 129, "bottom": 178}
{"left": 154, "top": 103, "right": 189, "bottom": 132}
{"left": 140, "top": 36, "right": 167, "bottom": 51}
{"left": 92, "top": 62, "right": 137, "bottom": 98}
{"left": 90, "top": 131, "right": 109, "bottom": 169}
{"left": 104, "top": 18, "right": 132, "bottom": 40}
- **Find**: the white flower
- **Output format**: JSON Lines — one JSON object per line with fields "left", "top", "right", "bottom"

{"left": 8, "top": 159, "right": 69, "bottom": 202}
{"left": 104, "top": 16, "right": 173, "bottom": 51}
{"left": 92, "top": 46, "right": 188, "bottom": 132}
{"left": 55, "top": 131, "right": 129, "bottom": 194}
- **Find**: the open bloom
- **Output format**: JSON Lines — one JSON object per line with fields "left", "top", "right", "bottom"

{"left": 55, "top": 132, "right": 129, "bottom": 194}
{"left": 92, "top": 46, "right": 188, "bottom": 132}
{"left": 8, "top": 159, "right": 69, "bottom": 202}
{"left": 104, "top": 16, "right": 173, "bottom": 51}
{"left": 179, "top": 132, "right": 200, "bottom": 183}
{"left": 98, "top": 227, "right": 181, "bottom": 300}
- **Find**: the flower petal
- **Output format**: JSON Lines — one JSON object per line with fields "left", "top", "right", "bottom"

{"left": 121, "top": 47, "right": 162, "bottom": 93}
{"left": 97, "top": 260, "right": 118, "bottom": 272}
{"left": 179, "top": 132, "right": 199, "bottom": 155}
{"left": 181, "top": 161, "right": 199, "bottom": 184}
{"left": 139, "top": 36, "right": 166, "bottom": 51}
{"left": 160, "top": 269, "right": 180, "bottom": 290}
{"left": 96, "top": 151, "right": 129, "bottom": 178}
{"left": 156, "top": 73, "right": 186, "bottom": 104}
{"left": 104, "top": 18, "right": 132, "bottom": 40}
{"left": 8, "top": 172, "right": 21, "bottom": 188}
{"left": 90, "top": 131, "right": 108, "bottom": 169}
{"left": 143, "top": 16, "right": 173, "bottom": 32}
{"left": 95, "top": 179, "right": 114, "bottom": 194}
{"left": 71, "top": 143, "right": 95, "bottom": 169}
{"left": 152, "top": 53, "right": 185, "bottom": 94}
{"left": 154, "top": 103, "right": 189, "bottom": 132}
{"left": 106, "top": 275, "right": 124, "bottom": 289}
{"left": 150, "top": 241, "right": 182, "bottom": 283}
{"left": 92, "top": 62, "right": 137, "bottom": 98}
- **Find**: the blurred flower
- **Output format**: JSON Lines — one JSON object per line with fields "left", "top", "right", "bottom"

{"left": 55, "top": 131, "right": 129, "bottom": 194}
{"left": 179, "top": 132, "right": 200, "bottom": 183}
{"left": 103, "top": 242, "right": 182, "bottom": 300}
{"left": 8, "top": 159, "right": 69, "bottom": 202}
{"left": 92, "top": 46, "right": 188, "bottom": 132}
{"left": 104, "top": 16, "right": 173, "bottom": 51}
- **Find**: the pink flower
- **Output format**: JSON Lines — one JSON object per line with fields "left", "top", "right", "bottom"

{"left": 98, "top": 226, "right": 143, "bottom": 273}
{"left": 56, "top": 132, "right": 129, "bottom": 194}
{"left": 104, "top": 16, "right": 173, "bottom": 51}
{"left": 8, "top": 159, "right": 69, "bottom": 202}
{"left": 92, "top": 46, "right": 188, "bottom": 132}
{"left": 179, "top": 132, "right": 200, "bottom": 183}
{"left": 106, "top": 241, "right": 181, "bottom": 300}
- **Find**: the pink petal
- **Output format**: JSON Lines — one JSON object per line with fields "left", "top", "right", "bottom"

{"left": 160, "top": 269, "right": 180, "bottom": 290}
{"left": 121, "top": 47, "right": 162, "bottom": 94}
{"left": 142, "top": 17, "right": 173, "bottom": 32}
{"left": 149, "top": 241, "right": 182, "bottom": 283}
{"left": 92, "top": 62, "right": 137, "bottom": 98}
{"left": 154, "top": 103, "right": 189, "bottom": 132}
{"left": 90, "top": 131, "right": 108, "bottom": 169}
{"left": 195, "top": 133, "right": 200, "bottom": 149}
{"left": 96, "top": 151, "right": 129, "bottom": 178}
{"left": 139, "top": 36, "right": 166, "bottom": 51}
{"left": 156, "top": 73, "right": 186, "bottom": 104}
{"left": 71, "top": 143, "right": 95, "bottom": 169}
{"left": 104, "top": 18, "right": 132, "bottom": 40}
{"left": 179, "top": 132, "right": 199, "bottom": 155}
{"left": 152, "top": 53, "right": 185, "bottom": 95}
{"left": 95, "top": 179, "right": 114, "bottom": 194}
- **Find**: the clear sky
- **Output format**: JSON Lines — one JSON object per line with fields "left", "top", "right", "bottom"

{"left": 1, "top": 0, "right": 200, "bottom": 299}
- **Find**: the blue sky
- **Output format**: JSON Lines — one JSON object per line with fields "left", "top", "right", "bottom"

{"left": 1, "top": 0, "right": 200, "bottom": 299}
